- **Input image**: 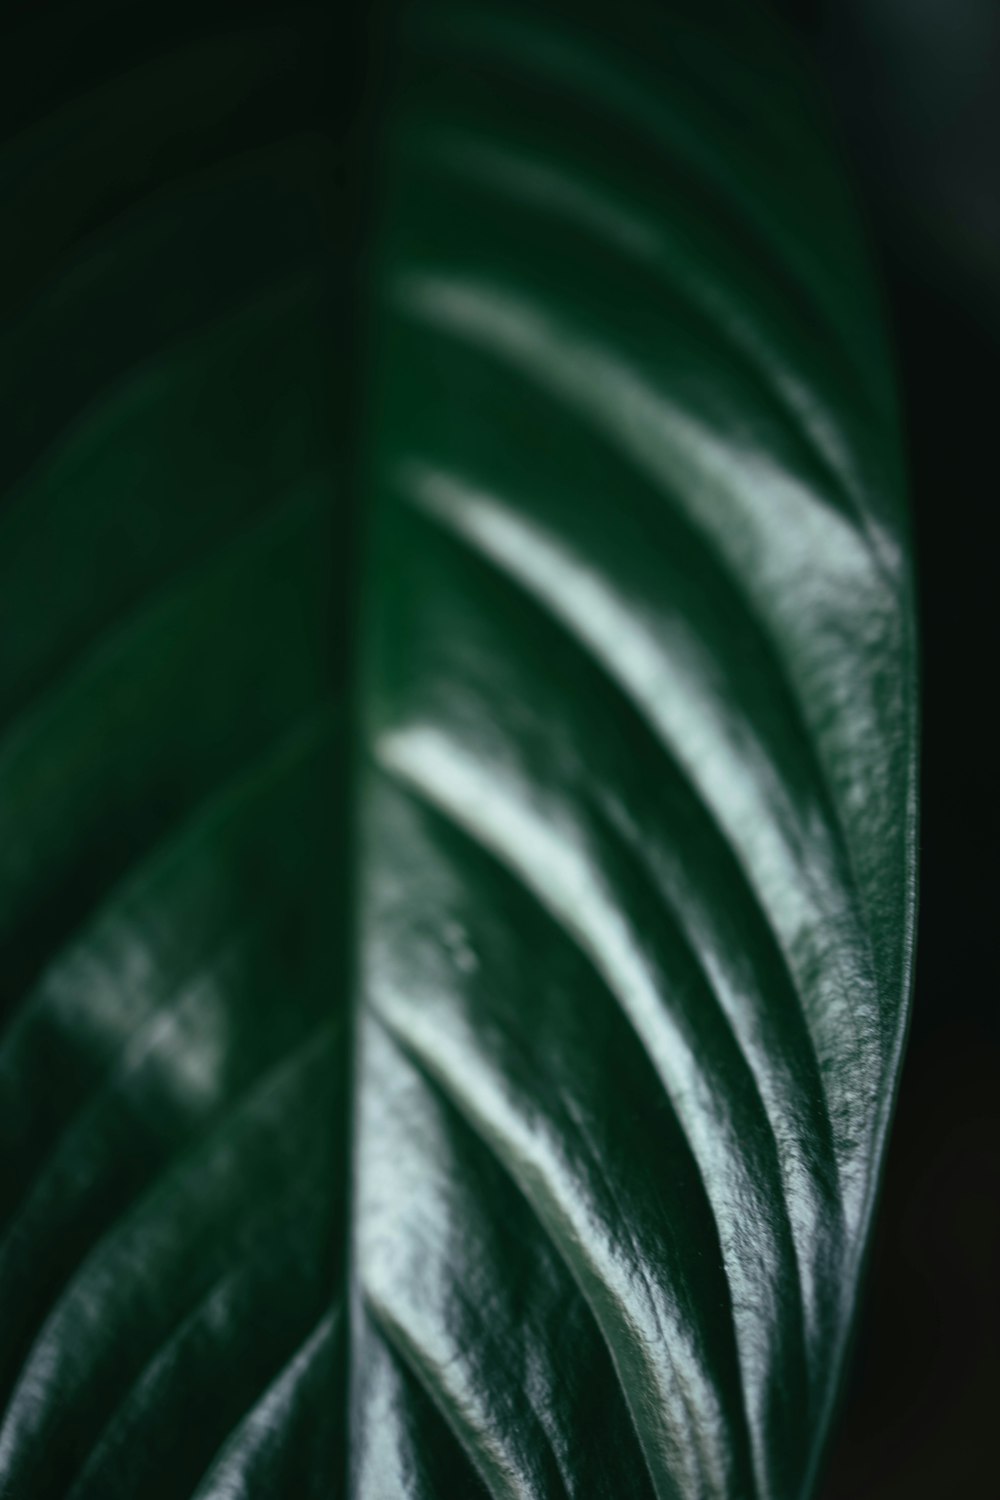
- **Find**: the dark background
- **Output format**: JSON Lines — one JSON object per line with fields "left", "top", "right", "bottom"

{"left": 774, "top": 2, "right": 1000, "bottom": 1494}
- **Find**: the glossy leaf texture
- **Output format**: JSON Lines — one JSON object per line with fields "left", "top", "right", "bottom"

{"left": 0, "top": 2, "right": 916, "bottom": 1498}
{"left": 0, "top": 5, "right": 350, "bottom": 1495}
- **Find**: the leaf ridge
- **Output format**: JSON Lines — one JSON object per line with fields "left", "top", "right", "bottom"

{"left": 365, "top": 1285, "right": 566, "bottom": 1500}
{"left": 393, "top": 468, "right": 848, "bottom": 1188}
{"left": 189, "top": 1309, "right": 338, "bottom": 1500}
{"left": 388, "top": 424, "right": 881, "bottom": 1184}
{"left": 366, "top": 1010, "right": 719, "bottom": 1500}
{"left": 0, "top": 705, "right": 334, "bottom": 1070}
{"left": 372, "top": 765, "right": 766, "bottom": 1497}
{"left": 403, "top": 130, "right": 895, "bottom": 582}
{"left": 0, "top": 1023, "right": 335, "bottom": 1482}
{"left": 408, "top": 3, "right": 885, "bottom": 413}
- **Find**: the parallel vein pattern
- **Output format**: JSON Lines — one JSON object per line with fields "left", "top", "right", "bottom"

{"left": 0, "top": 2, "right": 914, "bottom": 1496}
{"left": 358, "top": 3, "right": 916, "bottom": 1498}
{"left": 0, "top": 6, "right": 346, "bottom": 1494}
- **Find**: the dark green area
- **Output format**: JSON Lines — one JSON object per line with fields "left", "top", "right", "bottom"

{"left": 0, "top": 3, "right": 916, "bottom": 1496}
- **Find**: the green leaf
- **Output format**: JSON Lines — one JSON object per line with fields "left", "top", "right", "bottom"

{"left": 0, "top": 2, "right": 916, "bottom": 1497}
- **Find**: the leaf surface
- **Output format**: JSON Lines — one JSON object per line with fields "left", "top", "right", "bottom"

{"left": 0, "top": 2, "right": 916, "bottom": 1497}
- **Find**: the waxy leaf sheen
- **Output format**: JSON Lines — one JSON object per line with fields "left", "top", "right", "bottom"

{"left": 0, "top": 2, "right": 916, "bottom": 1498}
